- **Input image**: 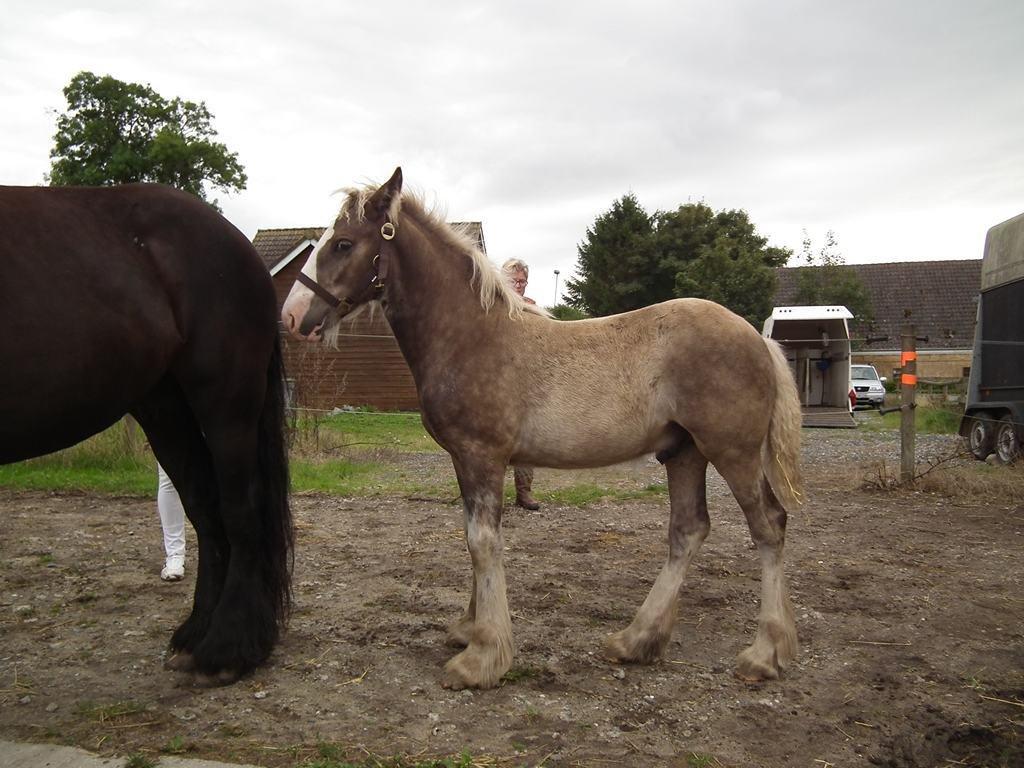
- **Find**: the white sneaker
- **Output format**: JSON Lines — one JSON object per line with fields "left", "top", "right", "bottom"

{"left": 161, "top": 555, "right": 185, "bottom": 582}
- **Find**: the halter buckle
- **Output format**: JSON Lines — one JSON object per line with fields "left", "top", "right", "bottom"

{"left": 381, "top": 221, "right": 396, "bottom": 240}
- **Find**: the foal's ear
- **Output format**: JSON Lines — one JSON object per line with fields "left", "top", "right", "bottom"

{"left": 366, "top": 167, "right": 403, "bottom": 221}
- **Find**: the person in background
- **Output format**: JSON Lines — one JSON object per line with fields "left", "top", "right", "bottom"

{"left": 157, "top": 463, "right": 186, "bottom": 581}
{"left": 501, "top": 258, "right": 541, "bottom": 511}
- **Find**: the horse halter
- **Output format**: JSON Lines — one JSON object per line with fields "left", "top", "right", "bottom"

{"left": 296, "top": 219, "right": 396, "bottom": 313}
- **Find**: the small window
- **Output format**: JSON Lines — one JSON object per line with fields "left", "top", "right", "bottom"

{"left": 962, "top": 366, "right": 971, "bottom": 379}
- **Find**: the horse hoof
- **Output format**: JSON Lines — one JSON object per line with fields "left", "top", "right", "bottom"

{"left": 735, "top": 647, "right": 781, "bottom": 682}
{"left": 440, "top": 668, "right": 469, "bottom": 690}
{"left": 603, "top": 633, "right": 633, "bottom": 663}
{"left": 603, "top": 628, "right": 665, "bottom": 664}
{"left": 192, "top": 669, "right": 241, "bottom": 688}
{"left": 441, "top": 645, "right": 506, "bottom": 690}
{"left": 165, "top": 651, "right": 196, "bottom": 672}
{"left": 445, "top": 620, "right": 474, "bottom": 649}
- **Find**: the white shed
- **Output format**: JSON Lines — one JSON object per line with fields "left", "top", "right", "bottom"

{"left": 763, "top": 306, "right": 855, "bottom": 428}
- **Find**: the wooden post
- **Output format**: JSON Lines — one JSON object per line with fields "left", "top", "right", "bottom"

{"left": 900, "top": 324, "right": 917, "bottom": 483}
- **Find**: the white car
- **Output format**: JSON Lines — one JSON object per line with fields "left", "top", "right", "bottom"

{"left": 851, "top": 364, "right": 887, "bottom": 408}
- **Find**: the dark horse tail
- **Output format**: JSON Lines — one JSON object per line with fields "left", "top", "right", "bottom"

{"left": 258, "top": 335, "right": 294, "bottom": 635}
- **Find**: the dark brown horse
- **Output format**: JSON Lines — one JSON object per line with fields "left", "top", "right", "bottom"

{"left": 0, "top": 184, "right": 293, "bottom": 685}
{"left": 282, "top": 169, "right": 803, "bottom": 689}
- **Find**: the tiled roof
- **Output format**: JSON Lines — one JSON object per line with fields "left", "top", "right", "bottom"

{"left": 253, "top": 228, "right": 324, "bottom": 271}
{"left": 773, "top": 260, "right": 982, "bottom": 350}
{"left": 253, "top": 222, "right": 487, "bottom": 273}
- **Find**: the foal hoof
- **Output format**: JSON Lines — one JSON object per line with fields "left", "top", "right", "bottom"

{"left": 445, "top": 618, "right": 474, "bottom": 649}
{"left": 603, "top": 628, "right": 666, "bottom": 665}
{"left": 440, "top": 640, "right": 509, "bottom": 690}
{"left": 441, "top": 651, "right": 495, "bottom": 690}
{"left": 735, "top": 647, "right": 781, "bottom": 682}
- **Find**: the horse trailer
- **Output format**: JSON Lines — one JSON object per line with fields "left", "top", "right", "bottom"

{"left": 763, "top": 306, "right": 855, "bottom": 428}
{"left": 960, "top": 211, "right": 1024, "bottom": 464}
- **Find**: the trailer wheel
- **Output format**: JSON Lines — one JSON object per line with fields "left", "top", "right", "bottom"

{"left": 967, "top": 416, "right": 995, "bottom": 461}
{"left": 994, "top": 416, "right": 1020, "bottom": 465}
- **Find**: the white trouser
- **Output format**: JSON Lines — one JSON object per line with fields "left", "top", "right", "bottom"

{"left": 156, "top": 463, "right": 186, "bottom": 560}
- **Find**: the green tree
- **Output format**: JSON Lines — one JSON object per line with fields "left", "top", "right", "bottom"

{"left": 674, "top": 238, "right": 780, "bottom": 328}
{"left": 547, "top": 304, "right": 588, "bottom": 320}
{"left": 49, "top": 71, "right": 246, "bottom": 204}
{"left": 793, "top": 230, "right": 873, "bottom": 329}
{"left": 563, "top": 194, "right": 659, "bottom": 316}
{"left": 660, "top": 203, "right": 790, "bottom": 327}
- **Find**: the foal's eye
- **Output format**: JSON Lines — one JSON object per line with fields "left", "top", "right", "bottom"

{"left": 334, "top": 239, "right": 353, "bottom": 253}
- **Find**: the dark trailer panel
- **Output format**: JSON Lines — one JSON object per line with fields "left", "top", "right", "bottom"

{"left": 961, "top": 211, "right": 1024, "bottom": 463}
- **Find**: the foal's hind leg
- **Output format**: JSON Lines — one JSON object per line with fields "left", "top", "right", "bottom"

{"left": 719, "top": 457, "right": 798, "bottom": 681}
{"left": 606, "top": 444, "right": 709, "bottom": 663}
{"left": 441, "top": 459, "right": 513, "bottom": 689}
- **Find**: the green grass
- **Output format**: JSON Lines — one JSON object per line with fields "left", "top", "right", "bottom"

{"left": 299, "top": 410, "right": 443, "bottom": 454}
{"left": 297, "top": 744, "right": 477, "bottom": 768}
{"left": 858, "top": 403, "right": 962, "bottom": 434}
{"left": 289, "top": 459, "right": 381, "bottom": 494}
{"left": 0, "top": 414, "right": 443, "bottom": 497}
{"left": 539, "top": 482, "right": 667, "bottom": 506}
{"left": 1, "top": 405, "right": 964, "bottom": 502}
{"left": 76, "top": 700, "right": 148, "bottom": 722}
{"left": 161, "top": 735, "right": 192, "bottom": 755}
{"left": 0, "top": 422, "right": 154, "bottom": 493}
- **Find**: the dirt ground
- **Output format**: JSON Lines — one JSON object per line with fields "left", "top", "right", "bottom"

{"left": 1, "top": 430, "right": 1022, "bottom": 767}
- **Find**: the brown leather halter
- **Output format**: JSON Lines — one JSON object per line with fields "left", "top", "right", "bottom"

{"left": 296, "top": 219, "right": 396, "bottom": 312}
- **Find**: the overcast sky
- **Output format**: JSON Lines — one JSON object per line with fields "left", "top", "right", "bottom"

{"left": 3, "top": 1, "right": 1022, "bottom": 304}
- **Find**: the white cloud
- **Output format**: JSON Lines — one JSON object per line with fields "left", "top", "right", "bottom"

{"left": 2, "top": 0, "right": 1022, "bottom": 291}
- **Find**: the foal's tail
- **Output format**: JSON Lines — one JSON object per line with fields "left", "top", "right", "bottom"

{"left": 762, "top": 338, "right": 803, "bottom": 510}
{"left": 258, "top": 336, "right": 294, "bottom": 631}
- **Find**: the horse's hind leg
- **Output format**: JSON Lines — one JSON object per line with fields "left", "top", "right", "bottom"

{"left": 187, "top": 416, "right": 278, "bottom": 685}
{"left": 132, "top": 380, "right": 225, "bottom": 670}
{"left": 606, "top": 442, "right": 709, "bottom": 663}
{"left": 441, "top": 458, "right": 513, "bottom": 689}
{"left": 718, "top": 455, "right": 798, "bottom": 680}
{"left": 170, "top": 342, "right": 291, "bottom": 685}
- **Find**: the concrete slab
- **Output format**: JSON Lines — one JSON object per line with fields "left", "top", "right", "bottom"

{"left": 0, "top": 740, "right": 261, "bottom": 768}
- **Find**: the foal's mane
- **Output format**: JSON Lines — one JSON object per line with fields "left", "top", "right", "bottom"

{"left": 336, "top": 184, "right": 545, "bottom": 319}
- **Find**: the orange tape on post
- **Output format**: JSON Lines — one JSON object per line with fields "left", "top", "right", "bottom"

{"left": 902, "top": 373, "right": 918, "bottom": 386}
{"left": 901, "top": 351, "right": 917, "bottom": 365}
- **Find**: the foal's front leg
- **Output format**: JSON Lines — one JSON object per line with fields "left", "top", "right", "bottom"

{"left": 442, "top": 460, "right": 513, "bottom": 689}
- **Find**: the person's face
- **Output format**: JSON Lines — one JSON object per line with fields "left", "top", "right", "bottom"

{"left": 510, "top": 269, "right": 528, "bottom": 296}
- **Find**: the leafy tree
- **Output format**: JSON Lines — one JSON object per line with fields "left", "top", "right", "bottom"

{"left": 547, "top": 304, "right": 588, "bottom": 320}
{"left": 674, "top": 237, "right": 780, "bottom": 328}
{"left": 567, "top": 195, "right": 788, "bottom": 325}
{"left": 563, "top": 194, "right": 659, "bottom": 316}
{"left": 659, "top": 203, "right": 790, "bottom": 327}
{"left": 49, "top": 71, "right": 246, "bottom": 204}
{"left": 793, "top": 230, "right": 873, "bottom": 329}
